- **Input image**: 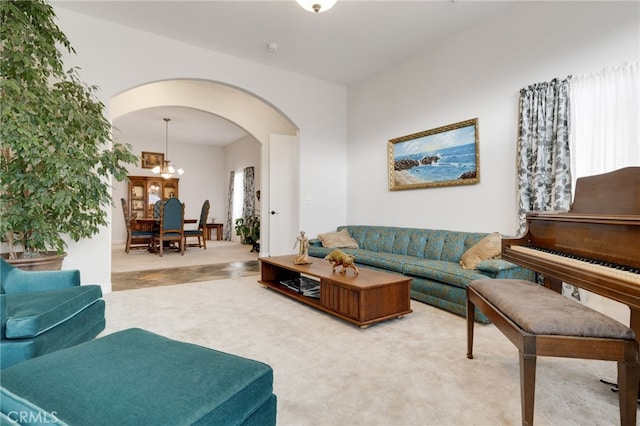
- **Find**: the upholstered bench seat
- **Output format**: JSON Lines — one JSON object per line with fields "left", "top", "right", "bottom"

{"left": 467, "top": 279, "right": 639, "bottom": 426}
{"left": 469, "top": 279, "right": 635, "bottom": 338}
{"left": 0, "top": 328, "right": 277, "bottom": 425}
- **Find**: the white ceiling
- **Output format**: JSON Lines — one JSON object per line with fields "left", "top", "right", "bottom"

{"left": 54, "top": 0, "right": 518, "bottom": 147}
{"left": 111, "top": 106, "right": 250, "bottom": 147}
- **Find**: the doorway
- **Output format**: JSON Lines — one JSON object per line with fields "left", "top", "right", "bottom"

{"left": 110, "top": 79, "right": 299, "bottom": 260}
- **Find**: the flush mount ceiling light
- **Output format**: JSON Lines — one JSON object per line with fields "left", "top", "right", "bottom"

{"left": 296, "top": 0, "right": 337, "bottom": 13}
{"left": 151, "top": 118, "right": 184, "bottom": 179}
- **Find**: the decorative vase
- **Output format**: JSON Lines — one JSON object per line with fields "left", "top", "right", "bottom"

{"left": 2, "top": 252, "right": 66, "bottom": 271}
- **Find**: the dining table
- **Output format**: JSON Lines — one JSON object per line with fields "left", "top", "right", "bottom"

{"left": 131, "top": 218, "right": 197, "bottom": 253}
{"left": 132, "top": 218, "right": 196, "bottom": 232}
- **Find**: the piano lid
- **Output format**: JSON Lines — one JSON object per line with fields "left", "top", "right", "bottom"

{"left": 570, "top": 166, "right": 640, "bottom": 215}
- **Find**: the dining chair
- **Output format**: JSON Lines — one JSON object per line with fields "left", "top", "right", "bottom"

{"left": 184, "top": 200, "right": 210, "bottom": 249}
{"left": 153, "top": 200, "right": 162, "bottom": 218}
{"left": 121, "top": 198, "right": 153, "bottom": 253}
{"left": 153, "top": 198, "right": 185, "bottom": 257}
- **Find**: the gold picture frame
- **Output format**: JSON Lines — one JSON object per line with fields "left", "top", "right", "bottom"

{"left": 141, "top": 151, "right": 164, "bottom": 169}
{"left": 388, "top": 118, "right": 479, "bottom": 191}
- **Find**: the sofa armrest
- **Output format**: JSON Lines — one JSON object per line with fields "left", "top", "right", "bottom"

{"left": 477, "top": 259, "right": 522, "bottom": 274}
{"left": 477, "top": 259, "right": 535, "bottom": 280}
{"left": 309, "top": 239, "right": 322, "bottom": 247}
{"left": 3, "top": 269, "right": 81, "bottom": 294}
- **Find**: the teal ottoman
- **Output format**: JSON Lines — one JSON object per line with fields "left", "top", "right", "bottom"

{"left": 0, "top": 328, "right": 276, "bottom": 425}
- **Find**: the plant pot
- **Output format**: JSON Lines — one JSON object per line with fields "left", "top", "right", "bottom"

{"left": 1, "top": 252, "right": 66, "bottom": 271}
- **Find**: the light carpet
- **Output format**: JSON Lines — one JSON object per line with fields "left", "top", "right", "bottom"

{"left": 101, "top": 276, "right": 627, "bottom": 426}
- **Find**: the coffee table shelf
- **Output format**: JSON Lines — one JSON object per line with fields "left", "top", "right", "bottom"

{"left": 259, "top": 255, "right": 412, "bottom": 328}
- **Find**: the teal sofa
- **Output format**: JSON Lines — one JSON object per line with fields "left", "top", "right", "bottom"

{"left": 0, "top": 258, "right": 105, "bottom": 369}
{"left": 308, "top": 226, "right": 535, "bottom": 323}
{"left": 0, "top": 328, "right": 277, "bottom": 425}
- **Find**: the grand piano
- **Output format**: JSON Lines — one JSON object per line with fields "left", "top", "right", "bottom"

{"left": 502, "top": 166, "right": 640, "bottom": 337}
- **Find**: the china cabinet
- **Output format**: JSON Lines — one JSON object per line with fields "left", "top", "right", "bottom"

{"left": 128, "top": 176, "right": 179, "bottom": 219}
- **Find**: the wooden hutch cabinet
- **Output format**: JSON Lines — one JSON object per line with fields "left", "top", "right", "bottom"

{"left": 128, "top": 176, "right": 179, "bottom": 219}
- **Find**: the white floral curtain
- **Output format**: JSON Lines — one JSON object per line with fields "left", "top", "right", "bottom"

{"left": 225, "top": 167, "right": 256, "bottom": 241}
{"left": 242, "top": 166, "right": 255, "bottom": 221}
{"left": 516, "top": 78, "right": 572, "bottom": 236}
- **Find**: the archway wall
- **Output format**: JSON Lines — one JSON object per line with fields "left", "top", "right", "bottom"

{"left": 111, "top": 79, "right": 298, "bottom": 144}
{"left": 54, "top": 7, "right": 348, "bottom": 290}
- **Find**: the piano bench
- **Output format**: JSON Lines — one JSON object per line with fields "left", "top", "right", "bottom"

{"left": 466, "top": 278, "right": 639, "bottom": 426}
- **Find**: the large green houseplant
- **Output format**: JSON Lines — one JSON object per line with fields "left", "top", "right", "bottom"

{"left": 0, "top": 0, "right": 137, "bottom": 264}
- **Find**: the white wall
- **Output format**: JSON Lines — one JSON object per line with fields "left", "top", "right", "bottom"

{"left": 54, "top": 7, "right": 348, "bottom": 290}
{"left": 347, "top": 1, "right": 640, "bottom": 236}
{"left": 50, "top": 2, "right": 638, "bottom": 289}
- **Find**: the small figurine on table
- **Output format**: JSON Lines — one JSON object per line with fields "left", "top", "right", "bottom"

{"left": 324, "top": 249, "right": 359, "bottom": 275}
{"left": 292, "top": 231, "right": 312, "bottom": 265}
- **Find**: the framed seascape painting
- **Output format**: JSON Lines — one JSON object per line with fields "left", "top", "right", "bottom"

{"left": 387, "top": 118, "right": 479, "bottom": 191}
{"left": 141, "top": 151, "right": 164, "bottom": 169}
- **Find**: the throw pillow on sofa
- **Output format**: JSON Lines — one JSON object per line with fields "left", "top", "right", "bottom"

{"left": 460, "top": 232, "right": 502, "bottom": 270}
{"left": 318, "top": 228, "right": 359, "bottom": 249}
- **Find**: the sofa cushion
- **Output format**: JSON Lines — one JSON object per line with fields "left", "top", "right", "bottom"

{"left": 390, "top": 229, "right": 413, "bottom": 255}
{"left": 460, "top": 232, "right": 502, "bottom": 270}
{"left": 406, "top": 231, "right": 428, "bottom": 258}
{"left": 5, "top": 285, "right": 102, "bottom": 339}
{"left": 1, "top": 299, "right": 106, "bottom": 370}
{"left": 318, "top": 228, "right": 359, "bottom": 249}
{"left": 361, "top": 227, "right": 384, "bottom": 251}
{"left": 402, "top": 260, "right": 488, "bottom": 289}
{"left": 346, "top": 251, "right": 412, "bottom": 273}
{"left": 439, "top": 232, "right": 484, "bottom": 262}
{"left": 422, "top": 230, "right": 447, "bottom": 259}
{"left": 1, "top": 259, "right": 80, "bottom": 295}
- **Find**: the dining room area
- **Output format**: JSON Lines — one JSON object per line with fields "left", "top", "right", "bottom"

{"left": 110, "top": 237, "right": 259, "bottom": 291}
{"left": 115, "top": 174, "right": 259, "bottom": 290}
{"left": 122, "top": 182, "right": 222, "bottom": 257}
{"left": 107, "top": 103, "right": 266, "bottom": 301}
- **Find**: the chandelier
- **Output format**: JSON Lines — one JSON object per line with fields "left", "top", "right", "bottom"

{"left": 296, "top": 0, "right": 337, "bottom": 13}
{"left": 152, "top": 118, "right": 184, "bottom": 179}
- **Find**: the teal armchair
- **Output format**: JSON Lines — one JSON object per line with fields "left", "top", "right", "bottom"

{"left": 0, "top": 259, "right": 105, "bottom": 369}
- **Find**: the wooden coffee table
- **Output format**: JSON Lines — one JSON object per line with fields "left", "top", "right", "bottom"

{"left": 259, "top": 255, "right": 412, "bottom": 328}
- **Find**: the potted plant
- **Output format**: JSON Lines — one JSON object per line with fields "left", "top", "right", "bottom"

{"left": 0, "top": 0, "right": 137, "bottom": 269}
{"left": 234, "top": 213, "right": 260, "bottom": 253}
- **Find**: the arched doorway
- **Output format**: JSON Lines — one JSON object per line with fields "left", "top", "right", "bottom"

{"left": 111, "top": 79, "right": 299, "bottom": 257}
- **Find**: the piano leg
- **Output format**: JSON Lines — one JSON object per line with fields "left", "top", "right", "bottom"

{"left": 542, "top": 275, "right": 563, "bottom": 293}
